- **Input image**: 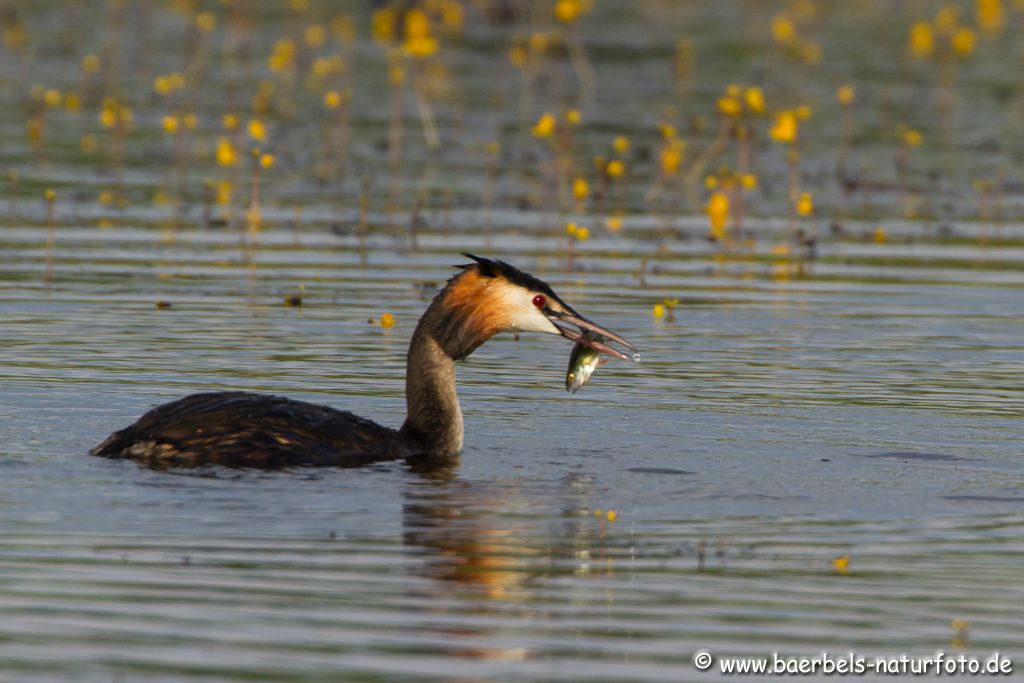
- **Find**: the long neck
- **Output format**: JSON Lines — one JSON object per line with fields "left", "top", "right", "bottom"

{"left": 399, "top": 299, "right": 465, "bottom": 458}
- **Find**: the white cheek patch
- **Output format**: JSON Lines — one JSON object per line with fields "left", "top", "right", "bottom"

{"left": 498, "top": 287, "right": 561, "bottom": 335}
{"left": 510, "top": 307, "right": 561, "bottom": 335}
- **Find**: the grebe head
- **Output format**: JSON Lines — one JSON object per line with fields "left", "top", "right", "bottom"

{"left": 435, "top": 254, "right": 637, "bottom": 361}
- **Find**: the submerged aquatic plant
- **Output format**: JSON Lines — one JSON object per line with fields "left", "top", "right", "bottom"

{"left": 43, "top": 188, "right": 56, "bottom": 284}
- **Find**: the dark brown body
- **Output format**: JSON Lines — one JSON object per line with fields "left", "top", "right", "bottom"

{"left": 90, "top": 392, "right": 417, "bottom": 468}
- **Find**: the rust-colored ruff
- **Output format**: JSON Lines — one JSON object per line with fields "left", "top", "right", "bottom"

{"left": 436, "top": 268, "right": 520, "bottom": 358}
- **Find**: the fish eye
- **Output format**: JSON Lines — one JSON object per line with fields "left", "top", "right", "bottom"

{"left": 532, "top": 294, "right": 546, "bottom": 308}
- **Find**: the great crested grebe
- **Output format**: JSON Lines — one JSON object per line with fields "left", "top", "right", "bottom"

{"left": 91, "top": 255, "right": 638, "bottom": 469}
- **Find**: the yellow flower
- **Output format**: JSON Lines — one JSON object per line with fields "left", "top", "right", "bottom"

{"left": 324, "top": 90, "right": 341, "bottom": 109}
{"left": 223, "top": 113, "right": 239, "bottom": 130}
{"left": 769, "top": 110, "right": 798, "bottom": 144}
{"left": 717, "top": 96, "right": 742, "bottom": 117}
{"left": 438, "top": 0, "right": 464, "bottom": 32}
{"left": 606, "top": 159, "right": 625, "bottom": 178}
{"left": 606, "top": 510, "right": 617, "bottom": 523}
{"left": 772, "top": 13, "right": 796, "bottom": 43}
{"left": 952, "top": 26, "right": 976, "bottom": 57}
{"left": 832, "top": 555, "right": 850, "bottom": 575}
{"left": 566, "top": 221, "right": 579, "bottom": 236}
{"left": 909, "top": 22, "right": 935, "bottom": 59}
{"left": 259, "top": 153, "right": 275, "bottom": 169}
{"left": 529, "top": 32, "right": 549, "bottom": 53}
{"left": 769, "top": 263, "right": 794, "bottom": 281}
{"left": 154, "top": 72, "right": 186, "bottom": 96}
{"left": 658, "top": 123, "right": 677, "bottom": 140}
{"left": 403, "top": 8, "right": 438, "bottom": 58}
{"left": 404, "top": 35, "right": 438, "bottom": 58}
{"left": 872, "top": 226, "right": 887, "bottom": 243}
{"left": 196, "top": 12, "right": 217, "bottom": 33}
{"left": 372, "top": 7, "right": 395, "bottom": 44}
{"left": 81, "top": 54, "right": 100, "bottom": 74}
{"left": 554, "top": 0, "right": 585, "bottom": 23}
{"left": 304, "top": 24, "right": 326, "bottom": 47}
{"left": 660, "top": 141, "right": 683, "bottom": 175}
{"left": 331, "top": 14, "right": 356, "bottom": 43}
{"left": 215, "top": 137, "right": 237, "bottom": 166}
{"left": 248, "top": 118, "right": 267, "bottom": 142}
{"left": 565, "top": 108, "right": 581, "bottom": 125}
{"left": 613, "top": 135, "right": 630, "bottom": 153}
{"left": 572, "top": 177, "right": 589, "bottom": 201}
{"left": 508, "top": 44, "right": 527, "bottom": 68}
{"left": 43, "top": 89, "right": 61, "bottom": 108}
{"left": 904, "top": 128, "right": 923, "bottom": 147}
{"left": 652, "top": 303, "right": 666, "bottom": 318}
{"left": 268, "top": 38, "right": 297, "bottom": 72}
{"left": 216, "top": 180, "right": 232, "bottom": 206}
{"left": 977, "top": 0, "right": 1004, "bottom": 34}
{"left": 575, "top": 226, "right": 590, "bottom": 241}
{"left": 935, "top": 6, "right": 960, "bottom": 34}
{"left": 606, "top": 215, "right": 623, "bottom": 232}
{"left": 744, "top": 87, "right": 765, "bottom": 114}
{"left": 380, "top": 313, "right": 395, "bottom": 329}
{"left": 704, "top": 175, "right": 718, "bottom": 189}
{"left": 836, "top": 85, "right": 855, "bottom": 106}
{"left": 796, "top": 191, "right": 813, "bottom": 216}
{"left": 161, "top": 114, "right": 179, "bottom": 135}
{"left": 532, "top": 113, "right": 556, "bottom": 138}
{"left": 183, "top": 113, "right": 197, "bottom": 130}
{"left": 951, "top": 618, "right": 971, "bottom": 647}
{"left": 63, "top": 92, "right": 81, "bottom": 111}
{"left": 801, "top": 42, "right": 822, "bottom": 64}
{"left": 312, "top": 55, "right": 346, "bottom": 79}
{"left": 707, "top": 191, "right": 729, "bottom": 239}
{"left": 795, "top": 105, "right": 812, "bottom": 120}
{"left": 44, "top": 188, "right": 56, "bottom": 202}
{"left": 388, "top": 60, "right": 405, "bottom": 86}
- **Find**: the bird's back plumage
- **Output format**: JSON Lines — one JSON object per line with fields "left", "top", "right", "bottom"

{"left": 90, "top": 391, "right": 417, "bottom": 468}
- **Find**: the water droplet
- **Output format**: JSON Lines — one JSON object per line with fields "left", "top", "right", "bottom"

{"left": 631, "top": 352, "right": 641, "bottom": 362}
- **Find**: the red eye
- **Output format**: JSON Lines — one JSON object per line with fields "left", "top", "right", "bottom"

{"left": 532, "top": 294, "right": 546, "bottom": 308}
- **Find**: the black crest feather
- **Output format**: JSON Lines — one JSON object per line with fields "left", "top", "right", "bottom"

{"left": 456, "top": 253, "right": 564, "bottom": 303}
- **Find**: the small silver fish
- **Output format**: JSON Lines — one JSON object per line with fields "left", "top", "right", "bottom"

{"left": 566, "top": 332, "right": 608, "bottom": 393}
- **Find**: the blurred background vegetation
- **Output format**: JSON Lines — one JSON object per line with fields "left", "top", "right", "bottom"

{"left": 4, "top": 0, "right": 1024, "bottom": 272}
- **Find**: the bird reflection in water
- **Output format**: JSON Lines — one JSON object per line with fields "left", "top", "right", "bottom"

{"left": 401, "top": 461, "right": 619, "bottom": 663}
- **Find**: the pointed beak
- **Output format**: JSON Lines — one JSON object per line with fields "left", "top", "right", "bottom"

{"left": 547, "top": 310, "right": 640, "bottom": 362}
